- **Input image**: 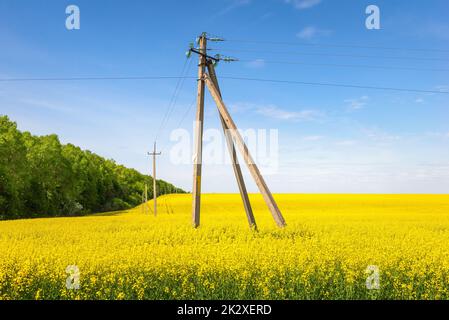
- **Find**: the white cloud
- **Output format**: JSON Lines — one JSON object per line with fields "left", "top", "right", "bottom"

{"left": 335, "top": 140, "right": 357, "bottom": 146}
{"left": 19, "top": 98, "right": 74, "bottom": 113}
{"left": 415, "top": 98, "right": 424, "bottom": 104}
{"left": 228, "top": 102, "right": 323, "bottom": 122}
{"left": 361, "top": 127, "right": 401, "bottom": 143}
{"left": 423, "top": 23, "right": 449, "bottom": 41}
{"left": 246, "top": 59, "right": 265, "bottom": 68}
{"left": 228, "top": 102, "right": 255, "bottom": 113}
{"left": 302, "top": 135, "right": 324, "bottom": 141}
{"left": 426, "top": 131, "right": 449, "bottom": 139}
{"left": 213, "top": 0, "right": 251, "bottom": 17}
{"left": 297, "top": 26, "right": 331, "bottom": 40}
{"left": 256, "top": 105, "right": 322, "bottom": 121}
{"left": 285, "top": 0, "right": 322, "bottom": 10}
{"left": 344, "top": 96, "right": 369, "bottom": 110}
{"left": 436, "top": 85, "right": 449, "bottom": 92}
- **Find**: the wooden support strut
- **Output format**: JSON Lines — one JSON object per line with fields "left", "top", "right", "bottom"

{"left": 206, "top": 61, "right": 257, "bottom": 230}
{"left": 192, "top": 35, "right": 207, "bottom": 228}
{"left": 203, "top": 73, "right": 287, "bottom": 228}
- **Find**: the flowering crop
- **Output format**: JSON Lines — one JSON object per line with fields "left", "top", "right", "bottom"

{"left": 1, "top": 194, "right": 448, "bottom": 300}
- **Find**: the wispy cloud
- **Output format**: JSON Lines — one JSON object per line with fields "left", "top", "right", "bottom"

{"left": 215, "top": 0, "right": 251, "bottom": 17}
{"left": 436, "top": 85, "right": 449, "bottom": 92}
{"left": 344, "top": 96, "right": 369, "bottom": 110}
{"left": 415, "top": 98, "right": 424, "bottom": 104}
{"left": 229, "top": 102, "right": 323, "bottom": 122}
{"left": 258, "top": 12, "right": 274, "bottom": 21}
{"left": 19, "top": 98, "right": 74, "bottom": 113}
{"left": 423, "top": 23, "right": 449, "bottom": 41}
{"left": 362, "top": 127, "right": 401, "bottom": 143}
{"left": 296, "top": 26, "right": 332, "bottom": 40}
{"left": 228, "top": 102, "right": 255, "bottom": 113}
{"left": 335, "top": 140, "right": 357, "bottom": 146}
{"left": 426, "top": 131, "right": 449, "bottom": 139}
{"left": 256, "top": 105, "right": 322, "bottom": 121}
{"left": 246, "top": 59, "right": 265, "bottom": 68}
{"left": 285, "top": 0, "right": 322, "bottom": 10}
{"left": 302, "top": 135, "right": 324, "bottom": 141}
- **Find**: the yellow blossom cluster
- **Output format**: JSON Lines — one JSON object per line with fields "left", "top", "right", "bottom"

{"left": 1, "top": 194, "right": 448, "bottom": 300}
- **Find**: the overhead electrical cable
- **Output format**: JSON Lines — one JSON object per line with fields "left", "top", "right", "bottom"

{"left": 237, "top": 59, "right": 449, "bottom": 72}
{"left": 1, "top": 75, "right": 447, "bottom": 94}
{"left": 224, "top": 38, "right": 449, "bottom": 53}
{"left": 212, "top": 48, "right": 449, "bottom": 62}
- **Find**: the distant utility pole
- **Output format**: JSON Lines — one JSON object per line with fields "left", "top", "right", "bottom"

{"left": 144, "top": 183, "right": 148, "bottom": 214}
{"left": 141, "top": 188, "right": 145, "bottom": 214}
{"left": 148, "top": 142, "right": 161, "bottom": 216}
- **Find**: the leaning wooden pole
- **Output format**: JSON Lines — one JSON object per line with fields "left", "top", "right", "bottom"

{"left": 206, "top": 61, "right": 257, "bottom": 230}
{"left": 192, "top": 34, "right": 207, "bottom": 228}
{"left": 204, "top": 74, "right": 286, "bottom": 228}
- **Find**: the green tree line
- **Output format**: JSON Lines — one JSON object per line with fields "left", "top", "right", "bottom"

{"left": 0, "top": 116, "right": 185, "bottom": 220}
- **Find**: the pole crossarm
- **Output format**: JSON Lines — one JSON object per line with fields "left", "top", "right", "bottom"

{"left": 189, "top": 48, "right": 220, "bottom": 62}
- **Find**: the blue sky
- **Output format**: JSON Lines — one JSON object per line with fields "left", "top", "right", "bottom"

{"left": 0, "top": 0, "right": 448, "bottom": 193}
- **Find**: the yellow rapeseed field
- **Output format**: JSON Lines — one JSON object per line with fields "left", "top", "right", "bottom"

{"left": 1, "top": 194, "right": 449, "bottom": 300}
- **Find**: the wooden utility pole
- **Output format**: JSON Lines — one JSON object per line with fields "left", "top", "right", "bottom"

{"left": 204, "top": 73, "right": 286, "bottom": 227}
{"left": 187, "top": 33, "right": 286, "bottom": 229}
{"left": 148, "top": 142, "right": 161, "bottom": 216}
{"left": 192, "top": 33, "right": 207, "bottom": 228}
{"left": 206, "top": 61, "right": 257, "bottom": 230}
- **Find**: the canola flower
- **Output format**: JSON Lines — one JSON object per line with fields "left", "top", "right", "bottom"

{"left": 0, "top": 194, "right": 449, "bottom": 300}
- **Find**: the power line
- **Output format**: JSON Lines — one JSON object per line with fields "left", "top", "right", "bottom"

{"left": 159, "top": 59, "right": 193, "bottom": 139}
{"left": 212, "top": 48, "right": 449, "bottom": 62}
{"left": 219, "top": 76, "right": 449, "bottom": 94}
{"left": 159, "top": 97, "right": 196, "bottom": 154}
{"left": 237, "top": 59, "right": 449, "bottom": 72}
{"left": 176, "top": 97, "right": 196, "bottom": 128}
{"left": 0, "top": 76, "right": 196, "bottom": 82}
{"left": 154, "top": 58, "right": 193, "bottom": 142}
{"left": 1, "top": 75, "right": 447, "bottom": 94}
{"left": 225, "top": 38, "right": 449, "bottom": 53}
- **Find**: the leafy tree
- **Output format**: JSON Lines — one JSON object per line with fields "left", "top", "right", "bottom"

{"left": 0, "top": 116, "right": 27, "bottom": 219}
{"left": 0, "top": 116, "right": 185, "bottom": 220}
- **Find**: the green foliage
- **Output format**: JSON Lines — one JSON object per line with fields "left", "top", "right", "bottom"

{"left": 0, "top": 115, "right": 185, "bottom": 220}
